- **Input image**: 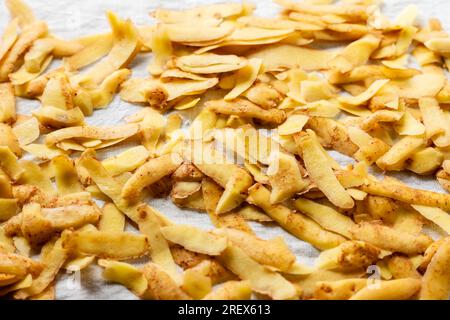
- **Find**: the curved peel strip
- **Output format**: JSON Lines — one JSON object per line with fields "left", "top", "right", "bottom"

{"left": 75, "top": 12, "right": 140, "bottom": 87}
{"left": 224, "top": 58, "right": 262, "bottom": 101}
{"left": 217, "top": 245, "right": 298, "bottom": 300}
{"left": 45, "top": 123, "right": 140, "bottom": 146}
{"left": 176, "top": 53, "right": 247, "bottom": 74}
{"left": 161, "top": 224, "right": 227, "bottom": 256}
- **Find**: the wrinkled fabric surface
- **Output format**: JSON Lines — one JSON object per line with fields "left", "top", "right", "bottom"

{"left": 0, "top": 0, "right": 448, "bottom": 300}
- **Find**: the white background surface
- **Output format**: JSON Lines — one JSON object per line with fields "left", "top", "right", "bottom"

{"left": 0, "top": 0, "right": 449, "bottom": 299}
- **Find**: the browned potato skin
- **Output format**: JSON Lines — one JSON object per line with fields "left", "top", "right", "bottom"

{"left": 149, "top": 175, "right": 173, "bottom": 198}
{"left": 436, "top": 170, "right": 450, "bottom": 193}
{"left": 0, "top": 252, "right": 43, "bottom": 277}
{"left": 21, "top": 204, "right": 54, "bottom": 245}
{"left": 172, "top": 163, "right": 205, "bottom": 182}
{"left": 214, "top": 228, "right": 296, "bottom": 271}
{"left": 171, "top": 245, "right": 235, "bottom": 284}
{"left": 313, "top": 279, "right": 368, "bottom": 300}
{"left": 349, "top": 278, "right": 421, "bottom": 300}
{"left": 363, "top": 195, "right": 398, "bottom": 224}
{"left": 203, "top": 280, "right": 251, "bottom": 300}
{"left": 171, "top": 188, "right": 206, "bottom": 212}
{"left": 419, "top": 237, "right": 450, "bottom": 300}
{"left": 337, "top": 241, "right": 380, "bottom": 271}
{"left": 349, "top": 221, "right": 433, "bottom": 255}
{"left": 359, "top": 179, "right": 450, "bottom": 211}
{"left": 0, "top": 83, "right": 16, "bottom": 123}
{"left": 287, "top": 269, "right": 366, "bottom": 299}
{"left": 25, "top": 68, "right": 63, "bottom": 97}
{"left": 141, "top": 263, "right": 191, "bottom": 300}
{"left": 419, "top": 238, "right": 446, "bottom": 273}
{"left": 387, "top": 255, "right": 421, "bottom": 279}
{"left": 201, "top": 178, "right": 253, "bottom": 234}
{"left": 243, "top": 82, "right": 283, "bottom": 109}
{"left": 206, "top": 99, "right": 286, "bottom": 126}
{"left": 306, "top": 117, "right": 358, "bottom": 157}
{"left": 247, "top": 183, "right": 345, "bottom": 250}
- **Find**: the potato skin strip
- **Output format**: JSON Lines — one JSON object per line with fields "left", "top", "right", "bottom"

{"left": 276, "top": 0, "right": 368, "bottom": 20}
{"left": 313, "top": 279, "right": 369, "bottom": 300}
{"left": 248, "top": 44, "right": 339, "bottom": 72}
{"left": 213, "top": 228, "right": 295, "bottom": 272}
{"left": 329, "top": 34, "right": 381, "bottom": 73}
{"left": 293, "top": 198, "right": 356, "bottom": 238}
{"left": 419, "top": 97, "right": 450, "bottom": 147}
{"left": 62, "top": 230, "right": 149, "bottom": 260}
{"left": 349, "top": 278, "right": 421, "bottom": 300}
{"left": 202, "top": 178, "right": 254, "bottom": 234}
{"left": 0, "top": 274, "right": 33, "bottom": 297}
{"left": 141, "top": 263, "right": 191, "bottom": 300}
{"left": 19, "top": 202, "right": 53, "bottom": 244}
{"left": 360, "top": 179, "right": 450, "bottom": 211}
{"left": 45, "top": 124, "right": 140, "bottom": 146}
{"left": 0, "top": 252, "right": 42, "bottom": 277}
{"left": 207, "top": 99, "right": 286, "bottom": 125}
{"left": 295, "top": 130, "right": 354, "bottom": 209}
{"left": 101, "top": 146, "right": 149, "bottom": 176}
{"left": 99, "top": 203, "right": 125, "bottom": 232}
{"left": 0, "top": 199, "right": 18, "bottom": 222}
{"left": 419, "top": 237, "right": 450, "bottom": 300}
{"left": 52, "top": 155, "right": 83, "bottom": 195}
{"left": 0, "top": 83, "right": 16, "bottom": 123}
{"left": 376, "top": 136, "right": 425, "bottom": 171}
{"left": 306, "top": 117, "right": 358, "bottom": 157}
{"left": 349, "top": 222, "right": 432, "bottom": 255}
{"left": 121, "top": 153, "right": 183, "bottom": 201}
{"left": 77, "top": 154, "right": 180, "bottom": 283}
{"left": 218, "top": 245, "right": 298, "bottom": 300}
{"left": 14, "top": 237, "right": 67, "bottom": 300}
{"left": 99, "top": 260, "right": 148, "bottom": 297}
{"left": 12, "top": 117, "right": 40, "bottom": 146}
{"left": 33, "top": 106, "right": 85, "bottom": 129}
{"left": 161, "top": 225, "right": 227, "bottom": 256}
{"left": 64, "top": 33, "right": 113, "bottom": 71}
{"left": 412, "top": 205, "right": 450, "bottom": 234}
{"left": 0, "top": 146, "right": 24, "bottom": 181}
{"left": 268, "top": 152, "right": 307, "bottom": 204}
{"left": 43, "top": 205, "right": 101, "bottom": 231}
{"left": 338, "top": 79, "right": 389, "bottom": 106}
{"left": 135, "top": 205, "right": 181, "bottom": 285}
{"left": 5, "top": 0, "right": 36, "bottom": 27}
{"left": 316, "top": 241, "right": 380, "bottom": 272}
{"left": 176, "top": 53, "right": 247, "bottom": 74}
{"left": 203, "top": 280, "right": 252, "bottom": 300}
{"left": 0, "top": 123, "right": 21, "bottom": 156}
{"left": 165, "top": 23, "right": 234, "bottom": 43}
{"left": 247, "top": 184, "right": 345, "bottom": 250}
{"left": 0, "top": 21, "right": 48, "bottom": 82}
{"left": 224, "top": 58, "right": 262, "bottom": 101}
{"left": 78, "top": 12, "right": 140, "bottom": 86}
{"left": 0, "top": 19, "right": 19, "bottom": 62}
{"left": 148, "top": 26, "right": 172, "bottom": 76}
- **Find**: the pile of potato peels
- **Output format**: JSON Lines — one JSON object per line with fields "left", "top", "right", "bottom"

{"left": 0, "top": 0, "right": 450, "bottom": 300}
